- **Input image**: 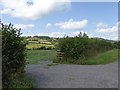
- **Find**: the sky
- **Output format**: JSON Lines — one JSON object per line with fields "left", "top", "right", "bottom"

{"left": 0, "top": 0, "right": 119, "bottom": 40}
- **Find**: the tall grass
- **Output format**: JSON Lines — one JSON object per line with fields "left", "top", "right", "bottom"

{"left": 26, "top": 50, "right": 56, "bottom": 64}
{"left": 12, "top": 74, "right": 35, "bottom": 88}
{"left": 84, "top": 49, "right": 118, "bottom": 65}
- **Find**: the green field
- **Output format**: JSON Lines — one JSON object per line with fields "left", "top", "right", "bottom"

{"left": 26, "top": 43, "right": 55, "bottom": 50}
{"left": 26, "top": 50, "right": 56, "bottom": 64}
{"left": 25, "top": 37, "right": 57, "bottom": 50}
{"left": 26, "top": 49, "right": 118, "bottom": 65}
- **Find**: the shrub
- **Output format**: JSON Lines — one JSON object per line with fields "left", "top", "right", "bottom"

{"left": 57, "top": 32, "right": 115, "bottom": 63}
{"left": 1, "top": 22, "right": 26, "bottom": 88}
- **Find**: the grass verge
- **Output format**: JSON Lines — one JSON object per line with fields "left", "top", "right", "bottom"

{"left": 12, "top": 74, "right": 35, "bottom": 88}
{"left": 84, "top": 49, "right": 118, "bottom": 65}
{"left": 26, "top": 50, "right": 56, "bottom": 64}
{"left": 55, "top": 49, "right": 118, "bottom": 65}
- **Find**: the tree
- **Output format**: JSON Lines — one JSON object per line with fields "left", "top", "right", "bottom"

{"left": 78, "top": 32, "right": 82, "bottom": 37}
{"left": 83, "top": 33, "right": 88, "bottom": 38}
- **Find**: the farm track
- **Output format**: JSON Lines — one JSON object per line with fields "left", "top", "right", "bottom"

{"left": 26, "top": 61, "right": 118, "bottom": 88}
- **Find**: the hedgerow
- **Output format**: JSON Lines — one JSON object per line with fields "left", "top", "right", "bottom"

{"left": 57, "top": 32, "right": 115, "bottom": 63}
{"left": 1, "top": 22, "right": 26, "bottom": 88}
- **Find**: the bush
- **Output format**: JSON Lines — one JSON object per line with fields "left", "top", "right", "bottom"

{"left": 1, "top": 22, "right": 26, "bottom": 88}
{"left": 57, "top": 32, "right": 115, "bottom": 63}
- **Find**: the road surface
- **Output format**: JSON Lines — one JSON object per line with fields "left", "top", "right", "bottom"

{"left": 26, "top": 61, "right": 118, "bottom": 88}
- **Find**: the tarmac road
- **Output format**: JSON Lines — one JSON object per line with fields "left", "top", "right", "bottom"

{"left": 26, "top": 61, "right": 118, "bottom": 88}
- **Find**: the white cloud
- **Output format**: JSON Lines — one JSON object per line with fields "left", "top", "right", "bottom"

{"left": 37, "top": 32, "right": 65, "bottom": 38}
{"left": 14, "top": 24, "right": 34, "bottom": 29}
{"left": 50, "top": 31, "right": 91, "bottom": 38}
{"left": 72, "top": 31, "right": 81, "bottom": 36}
{"left": 0, "top": 0, "right": 71, "bottom": 20}
{"left": 97, "top": 22, "right": 108, "bottom": 29}
{"left": 96, "top": 22, "right": 118, "bottom": 33}
{"left": 55, "top": 19, "right": 88, "bottom": 30}
{"left": 96, "top": 26, "right": 117, "bottom": 33}
{"left": 50, "top": 32, "right": 65, "bottom": 37}
{"left": 22, "top": 31, "right": 93, "bottom": 38}
{"left": 46, "top": 23, "right": 52, "bottom": 28}
{"left": 96, "top": 22, "right": 118, "bottom": 40}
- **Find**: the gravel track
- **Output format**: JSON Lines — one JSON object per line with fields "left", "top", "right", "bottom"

{"left": 26, "top": 61, "right": 118, "bottom": 88}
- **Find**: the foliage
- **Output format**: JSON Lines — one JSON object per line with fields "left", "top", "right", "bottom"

{"left": 33, "top": 36, "right": 50, "bottom": 40}
{"left": 114, "top": 41, "right": 120, "bottom": 49}
{"left": 1, "top": 22, "right": 26, "bottom": 88}
{"left": 57, "top": 32, "right": 115, "bottom": 63}
{"left": 54, "top": 49, "right": 118, "bottom": 65}
{"left": 12, "top": 74, "right": 35, "bottom": 88}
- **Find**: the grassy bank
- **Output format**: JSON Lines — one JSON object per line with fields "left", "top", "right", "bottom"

{"left": 26, "top": 50, "right": 56, "bottom": 64}
{"left": 12, "top": 74, "right": 35, "bottom": 88}
{"left": 82, "top": 49, "right": 118, "bottom": 65}
{"left": 26, "top": 49, "right": 118, "bottom": 65}
{"left": 55, "top": 49, "right": 118, "bottom": 65}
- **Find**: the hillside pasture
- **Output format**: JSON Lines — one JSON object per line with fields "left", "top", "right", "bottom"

{"left": 26, "top": 43, "right": 55, "bottom": 50}
{"left": 25, "top": 37, "right": 56, "bottom": 50}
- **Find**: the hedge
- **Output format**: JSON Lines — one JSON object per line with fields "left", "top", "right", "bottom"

{"left": 1, "top": 22, "right": 26, "bottom": 88}
{"left": 57, "top": 32, "right": 115, "bottom": 62}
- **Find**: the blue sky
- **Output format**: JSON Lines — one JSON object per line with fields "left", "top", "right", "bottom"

{"left": 0, "top": 1, "right": 118, "bottom": 40}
